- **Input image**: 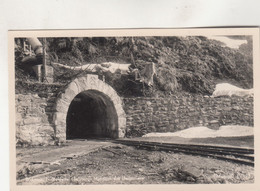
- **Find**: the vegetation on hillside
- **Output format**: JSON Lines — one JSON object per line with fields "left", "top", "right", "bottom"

{"left": 15, "top": 36, "right": 253, "bottom": 97}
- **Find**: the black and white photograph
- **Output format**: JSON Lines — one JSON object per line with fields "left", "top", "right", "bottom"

{"left": 9, "top": 28, "right": 259, "bottom": 189}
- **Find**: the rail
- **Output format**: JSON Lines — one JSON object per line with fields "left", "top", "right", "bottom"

{"left": 113, "top": 139, "right": 254, "bottom": 167}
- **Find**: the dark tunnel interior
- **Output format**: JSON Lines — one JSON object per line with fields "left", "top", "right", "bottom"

{"left": 66, "top": 90, "right": 118, "bottom": 139}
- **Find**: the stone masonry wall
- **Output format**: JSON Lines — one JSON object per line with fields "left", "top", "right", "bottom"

{"left": 123, "top": 95, "right": 253, "bottom": 137}
{"left": 15, "top": 93, "right": 57, "bottom": 146}
{"left": 15, "top": 92, "right": 253, "bottom": 145}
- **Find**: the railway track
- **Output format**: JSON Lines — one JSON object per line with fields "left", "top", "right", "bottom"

{"left": 113, "top": 139, "right": 254, "bottom": 167}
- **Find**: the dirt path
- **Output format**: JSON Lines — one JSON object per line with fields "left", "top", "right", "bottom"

{"left": 17, "top": 140, "right": 114, "bottom": 163}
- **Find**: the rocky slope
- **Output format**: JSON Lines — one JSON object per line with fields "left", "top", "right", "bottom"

{"left": 15, "top": 36, "right": 253, "bottom": 97}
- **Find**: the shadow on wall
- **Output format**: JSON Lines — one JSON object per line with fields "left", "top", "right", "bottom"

{"left": 66, "top": 90, "right": 118, "bottom": 139}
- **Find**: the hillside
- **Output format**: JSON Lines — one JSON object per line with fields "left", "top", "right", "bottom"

{"left": 15, "top": 36, "right": 253, "bottom": 97}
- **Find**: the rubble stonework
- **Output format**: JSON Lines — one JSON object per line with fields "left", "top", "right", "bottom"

{"left": 15, "top": 76, "right": 253, "bottom": 145}
{"left": 123, "top": 95, "right": 253, "bottom": 137}
{"left": 15, "top": 93, "right": 57, "bottom": 146}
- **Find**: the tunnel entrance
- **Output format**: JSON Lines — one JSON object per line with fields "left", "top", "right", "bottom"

{"left": 53, "top": 75, "right": 126, "bottom": 142}
{"left": 66, "top": 90, "right": 118, "bottom": 139}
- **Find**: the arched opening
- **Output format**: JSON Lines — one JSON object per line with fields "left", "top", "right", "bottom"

{"left": 66, "top": 90, "right": 118, "bottom": 139}
{"left": 54, "top": 75, "right": 126, "bottom": 142}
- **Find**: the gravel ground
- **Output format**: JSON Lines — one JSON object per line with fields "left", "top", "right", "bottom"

{"left": 17, "top": 144, "right": 254, "bottom": 185}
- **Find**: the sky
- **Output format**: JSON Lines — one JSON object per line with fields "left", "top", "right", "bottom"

{"left": 207, "top": 36, "right": 247, "bottom": 49}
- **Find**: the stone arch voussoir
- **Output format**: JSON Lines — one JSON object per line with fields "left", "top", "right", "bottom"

{"left": 54, "top": 74, "right": 126, "bottom": 142}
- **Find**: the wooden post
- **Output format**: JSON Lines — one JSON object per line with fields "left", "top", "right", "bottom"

{"left": 42, "top": 38, "right": 47, "bottom": 82}
{"left": 23, "top": 40, "right": 26, "bottom": 52}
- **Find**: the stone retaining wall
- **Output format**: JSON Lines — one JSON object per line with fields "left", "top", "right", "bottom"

{"left": 123, "top": 95, "right": 253, "bottom": 137}
{"left": 15, "top": 92, "right": 253, "bottom": 145}
{"left": 15, "top": 93, "right": 57, "bottom": 146}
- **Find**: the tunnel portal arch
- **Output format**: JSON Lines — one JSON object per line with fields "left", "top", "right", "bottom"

{"left": 53, "top": 74, "right": 126, "bottom": 142}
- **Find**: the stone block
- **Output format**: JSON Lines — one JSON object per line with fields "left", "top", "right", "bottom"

{"left": 27, "top": 107, "right": 43, "bottom": 115}
{"left": 53, "top": 112, "right": 67, "bottom": 121}
{"left": 118, "top": 117, "right": 126, "bottom": 126}
{"left": 118, "top": 129, "right": 125, "bottom": 138}
{"left": 55, "top": 99, "right": 70, "bottom": 113}
{"left": 54, "top": 119, "right": 66, "bottom": 126}
{"left": 72, "top": 78, "right": 83, "bottom": 92}
{"left": 41, "top": 115, "right": 50, "bottom": 124}
{"left": 146, "top": 101, "right": 152, "bottom": 106}
{"left": 63, "top": 87, "right": 77, "bottom": 101}
{"left": 23, "top": 117, "right": 42, "bottom": 125}
{"left": 68, "top": 81, "right": 80, "bottom": 95}
{"left": 19, "top": 99, "right": 32, "bottom": 107}
{"left": 55, "top": 126, "right": 66, "bottom": 134}
{"left": 55, "top": 132, "right": 66, "bottom": 143}
{"left": 16, "top": 124, "right": 55, "bottom": 146}
{"left": 168, "top": 124, "right": 176, "bottom": 131}
{"left": 15, "top": 112, "right": 24, "bottom": 125}
{"left": 179, "top": 166, "right": 203, "bottom": 178}
{"left": 77, "top": 77, "right": 89, "bottom": 88}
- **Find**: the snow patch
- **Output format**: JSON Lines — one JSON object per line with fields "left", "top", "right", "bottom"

{"left": 98, "top": 62, "right": 131, "bottom": 73}
{"left": 143, "top": 125, "right": 253, "bottom": 138}
{"left": 52, "top": 62, "right": 131, "bottom": 74}
{"left": 212, "top": 83, "right": 253, "bottom": 97}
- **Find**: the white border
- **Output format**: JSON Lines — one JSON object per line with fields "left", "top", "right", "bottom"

{"left": 8, "top": 28, "right": 260, "bottom": 191}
